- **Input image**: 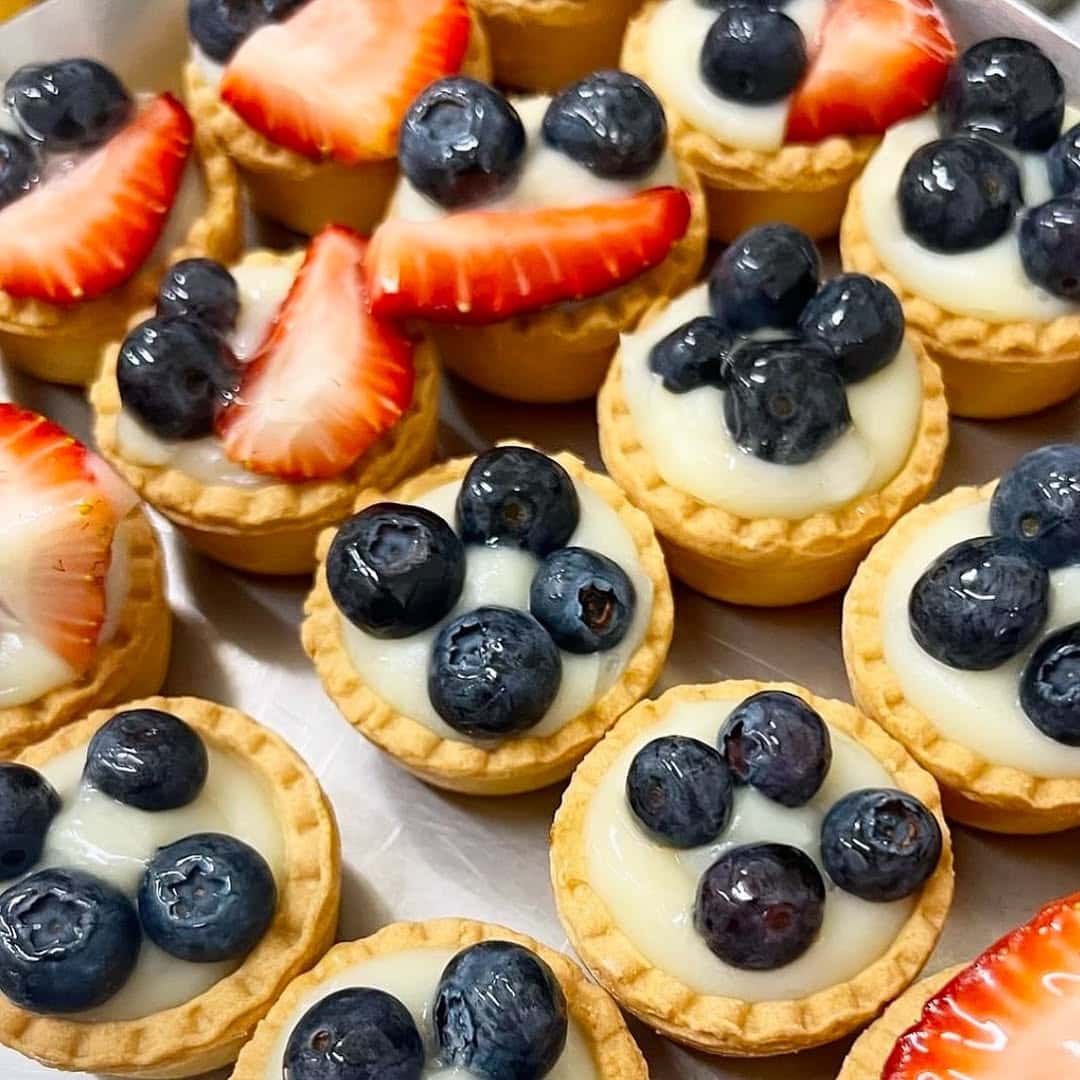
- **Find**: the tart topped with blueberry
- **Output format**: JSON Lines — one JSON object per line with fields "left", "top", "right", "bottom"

{"left": 303, "top": 444, "right": 673, "bottom": 795}
{"left": 550, "top": 680, "right": 953, "bottom": 1056}
{"left": 0, "top": 696, "right": 340, "bottom": 1078}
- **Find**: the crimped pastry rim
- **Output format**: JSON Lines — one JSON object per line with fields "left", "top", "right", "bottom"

{"left": 0, "top": 695, "right": 341, "bottom": 1078}
{"left": 232, "top": 917, "right": 649, "bottom": 1079}
{"left": 473, "top": 0, "right": 640, "bottom": 27}
{"left": 549, "top": 679, "right": 955, "bottom": 1057}
{"left": 302, "top": 443, "right": 674, "bottom": 791}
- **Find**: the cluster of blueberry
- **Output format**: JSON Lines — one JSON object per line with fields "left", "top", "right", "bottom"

{"left": 188, "top": 0, "right": 306, "bottom": 62}
{"left": 626, "top": 691, "right": 942, "bottom": 970}
{"left": 0, "top": 709, "right": 276, "bottom": 1014}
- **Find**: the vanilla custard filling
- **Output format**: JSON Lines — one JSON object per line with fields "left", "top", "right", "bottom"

{"left": 643, "top": 0, "right": 827, "bottom": 152}
{"left": 882, "top": 498, "right": 1080, "bottom": 776}
{"left": 585, "top": 698, "right": 915, "bottom": 1001}
{"left": 260, "top": 946, "right": 598, "bottom": 1080}
{"left": 619, "top": 282, "right": 924, "bottom": 520}
{"left": 341, "top": 477, "right": 653, "bottom": 746}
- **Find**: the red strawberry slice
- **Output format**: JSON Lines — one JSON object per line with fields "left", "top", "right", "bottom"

{"left": 365, "top": 187, "right": 693, "bottom": 324}
{"left": 217, "top": 225, "right": 415, "bottom": 481}
{"left": 884, "top": 891, "right": 1080, "bottom": 1080}
{"left": 786, "top": 0, "right": 956, "bottom": 143}
{"left": 0, "top": 94, "right": 193, "bottom": 304}
{"left": 221, "top": 0, "right": 471, "bottom": 165}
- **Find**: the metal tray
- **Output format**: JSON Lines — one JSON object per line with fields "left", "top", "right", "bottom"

{"left": 1, "top": 1, "right": 1079, "bottom": 1076}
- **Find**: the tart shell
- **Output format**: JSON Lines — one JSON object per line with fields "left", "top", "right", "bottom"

{"left": 0, "top": 695, "right": 341, "bottom": 1079}
{"left": 302, "top": 444, "right": 674, "bottom": 795}
{"left": 549, "top": 679, "right": 955, "bottom": 1057}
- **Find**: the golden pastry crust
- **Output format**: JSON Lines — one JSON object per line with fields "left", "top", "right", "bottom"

{"left": 233, "top": 917, "right": 649, "bottom": 1078}
{"left": 302, "top": 444, "right": 674, "bottom": 795}
{"left": 843, "top": 481, "right": 1080, "bottom": 834}
{"left": 0, "top": 509, "right": 171, "bottom": 760}
{"left": 0, "top": 695, "right": 341, "bottom": 1079}
{"left": 550, "top": 679, "right": 955, "bottom": 1057}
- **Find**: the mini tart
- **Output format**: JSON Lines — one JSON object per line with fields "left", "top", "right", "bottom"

{"left": 302, "top": 445, "right": 674, "bottom": 796}
{"left": 842, "top": 180, "right": 1080, "bottom": 420}
{"left": 182, "top": 13, "right": 491, "bottom": 238}
{"left": 232, "top": 918, "right": 648, "bottom": 1079}
{"left": 90, "top": 248, "right": 440, "bottom": 576}
{"left": 550, "top": 679, "right": 955, "bottom": 1057}
{"left": 0, "top": 120, "right": 241, "bottom": 388}
{"left": 0, "top": 695, "right": 341, "bottom": 1079}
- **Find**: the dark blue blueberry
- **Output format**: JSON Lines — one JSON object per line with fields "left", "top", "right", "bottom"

{"left": 700, "top": 6, "right": 807, "bottom": 105}
{"left": 723, "top": 339, "right": 851, "bottom": 465}
{"left": 456, "top": 446, "right": 580, "bottom": 556}
{"left": 899, "top": 136, "right": 1022, "bottom": 253}
{"left": 1020, "top": 197, "right": 1080, "bottom": 301}
{"left": 1021, "top": 622, "right": 1080, "bottom": 746}
{"left": 626, "top": 735, "right": 734, "bottom": 848}
{"left": 718, "top": 691, "right": 832, "bottom": 807}
{"left": 3, "top": 59, "right": 132, "bottom": 150}
{"left": 940, "top": 37, "right": 1065, "bottom": 152}
{"left": 188, "top": 0, "right": 269, "bottom": 63}
{"left": 138, "top": 832, "right": 276, "bottom": 963}
{"left": 529, "top": 546, "right": 636, "bottom": 654}
{"left": 0, "top": 132, "right": 37, "bottom": 211}
{"left": 429, "top": 607, "right": 562, "bottom": 739}
{"left": 283, "top": 988, "right": 424, "bottom": 1080}
{"left": 821, "top": 789, "right": 942, "bottom": 902}
{"left": 991, "top": 444, "right": 1080, "bottom": 569}
{"left": 434, "top": 941, "right": 568, "bottom": 1080}
{"left": 648, "top": 316, "right": 734, "bottom": 393}
{"left": 694, "top": 843, "right": 825, "bottom": 970}
{"left": 542, "top": 70, "right": 667, "bottom": 179}
{"left": 709, "top": 224, "right": 820, "bottom": 332}
{"left": 327, "top": 503, "right": 465, "bottom": 639}
{"left": 908, "top": 536, "right": 1050, "bottom": 671}
{"left": 1049, "top": 123, "right": 1080, "bottom": 197}
{"left": 157, "top": 258, "right": 240, "bottom": 334}
{"left": 262, "top": 0, "right": 307, "bottom": 15}
{"left": 84, "top": 708, "right": 209, "bottom": 812}
{"left": 0, "top": 868, "right": 139, "bottom": 1013}
{"left": 0, "top": 764, "right": 59, "bottom": 881}
{"left": 798, "top": 273, "right": 905, "bottom": 383}
{"left": 117, "top": 316, "right": 238, "bottom": 440}
{"left": 400, "top": 77, "right": 525, "bottom": 210}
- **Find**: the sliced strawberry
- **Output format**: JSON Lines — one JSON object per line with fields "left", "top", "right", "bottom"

{"left": 0, "top": 94, "right": 192, "bottom": 304}
{"left": 366, "top": 187, "right": 692, "bottom": 325}
{"left": 884, "top": 892, "right": 1080, "bottom": 1080}
{"left": 217, "top": 226, "right": 415, "bottom": 481}
{"left": 221, "top": 0, "right": 470, "bottom": 165}
{"left": 786, "top": 0, "right": 956, "bottom": 143}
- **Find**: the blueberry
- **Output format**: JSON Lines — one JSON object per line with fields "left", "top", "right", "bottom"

{"left": 1021, "top": 623, "right": 1080, "bottom": 746}
{"left": 117, "top": 316, "right": 238, "bottom": 440}
{"left": 709, "top": 224, "right": 820, "bottom": 332}
{"left": 188, "top": 0, "right": 269, "bottom": 63}
{"left": 719, "top": 691, "right": 832, "bottom": 807}
{"left": 899, "top": 136, "right": 1023, "bottom": 253}
{"left": 1049, "top": 124, "right": 1080, "bottom": 197}
{"left": 700, "top": 6, "right": 807, "bottom": 104}
{"left": 327, "top": 504, "right": 465, "bottom": 639}
{"left": 694, "top": 843, "right": 825, "bottom": 970}
{"left": 529, "top": 546, "right": 636, "bottom": 654}
{"left": 991, "top": 445, "right": 1080, "bottom": 569}
{"left": 400, "top": 77, "right": 525, "bottom": 210}
{"left": 157, "top": 258, "right": 240, "bottom": 334}
{"left": 821, "top": 789, "right": 942, "bottom": 902}
{"left": 798, "top": 273, "right": 905, "bottom": 383}
{"left": 908, "top": 536, "right": 1050, "bottom": 671}
{"left": 3, "top": 59, "right": 132, "bottom": 150}
{"left": 1020, "top": 197, "right": 1080, "bottom": 301}
{"left": 940, "top": 37, "right": 1065, "bottom": 152}
{"left": 262, "top": 0, "right": 307, "bottom": 15}
{"left": 428, "top": 607, "right": 561, "bottom": 739}
{"left": 723, "top": 339, "right": 851, "bottom": 465}
{"left": 456, "top": 447, "right": 580, "bottom": 556}
{"left": 0, "top": 764, "right": 59, "bottom": 881}
{"left": 0, "top": 868, "right": 139, "bottom": 1013}
{"left": 542, "top": 70, "right": 667, "bottom": 179}
{"left": 626, "top": 736, "right": 734, "bottom": 848}
{"left": 648, "top": 316, "right": 734, "bottom": 393}
{"left": 84, "top": 708, "right": 209, "bottom": 812}
{"left": 138, "top": 832, "right": 276, "bottom": 963}
{"left": 0, "top": 132, "right": 37, "bottom": 210}
{"left": 434, "top": 941, "right": 568, "bottom": 1080}
{"left": 283, "top": 988, "right": 424, "bottom": 1080}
